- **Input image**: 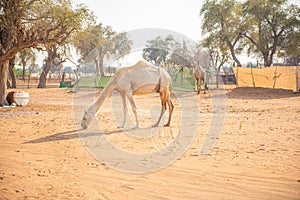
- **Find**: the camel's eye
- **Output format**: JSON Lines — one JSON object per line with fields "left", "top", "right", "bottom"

{"left": 83, "top": 117, "right": 86, "bottom": 121}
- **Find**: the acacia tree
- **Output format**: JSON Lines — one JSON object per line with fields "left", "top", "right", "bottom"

{"left": 193, "top": 44, "right": 211, "bottom": 68}
{"left": 202, "top": 34, "right": 230, "bottom": 88}
{"left": 97, "top": 25, "right": 116, "bottom": 76}
{"left": 38, "top": 45, "right": 59, "bottom": 88}
{"left": 110, "top": 32, "right": 133, "bottom": 64}
{"left": 17, "top": 48, "right": 36, "bottom": 81}
{"left": 243, "top": 0, "right": 300, "bottom": 66}
{"left": 74, "top": 24, "right": 102, "bottom": 75}
{"left": 0, "top": 0, "right": 88, "bottom": 105}
{"left": 7, "top": 56, "right": 16, "bottom": 88}
{"left": 74, "top": 24, "right": 132, "bottom": 76}
{"left": 283, "top": 31, "right": 300, "bottom": 65}
{"left": 200, "top": 0, "right": 245, "bottom": 67}
{"left": 170, "top": 40, "right": 194, "bottom": 67}
{"left": 143, "top": 35, "right": 179, "bottom": 65}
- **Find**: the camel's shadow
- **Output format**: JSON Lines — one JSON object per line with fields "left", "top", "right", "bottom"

{"left": 23, "top": 125, "right": 169, "bottom": 144}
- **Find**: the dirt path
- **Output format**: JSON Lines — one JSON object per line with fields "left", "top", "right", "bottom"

{"left": 0, "top": 87, "right": 299, "bottom": 199}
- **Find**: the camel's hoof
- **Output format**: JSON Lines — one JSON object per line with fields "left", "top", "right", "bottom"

{"left": 81, "top": 123, "right": 87, "bottom": 129}
{"left": 133, "top": 125, "right": 140, "bottom": 129}
{"left": 118, "top": 125, "right": 125, "bottom": 129}
{"left": 164, "top": 124, "right": 170, "bottom": 127}
{"left": 152, "top": 124, "right": 159, "bottom": 127}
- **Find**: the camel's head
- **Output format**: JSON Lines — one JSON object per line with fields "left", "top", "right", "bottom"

{"left": 81, "top": 111, "right": 92, "bottom": 129}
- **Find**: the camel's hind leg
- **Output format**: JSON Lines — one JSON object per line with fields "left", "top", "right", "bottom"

{"left": 194, "top": 76, "right": 198, "bottom": 93}
{"left": 153, "top": 91, "right": 168, "bottom": 127}
{"left": 165, "top": 95, "right": 174, "bottom": 127}
{"left": 197, "top": 78, "right": 201, "bottom": 94}
{"left": 201, "top": 77, "right": 206, "bottom": 94}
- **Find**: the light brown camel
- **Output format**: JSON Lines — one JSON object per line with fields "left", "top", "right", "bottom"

{"left": 193, "top": 64, "right": 206, "bottom": 94}
{"left": 81, "top": 60, "right": 174, "bottom": 129}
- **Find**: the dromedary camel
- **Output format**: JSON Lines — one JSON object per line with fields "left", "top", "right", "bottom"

{"left": 81, "top": 60, "right": 174, "bottom": 129}
{"left": 193, "top": 64, "right": 206, "bottom": 94}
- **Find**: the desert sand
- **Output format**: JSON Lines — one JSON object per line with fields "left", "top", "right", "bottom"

{"left": 0, "top": 86, "right": 299, "bottom": 200}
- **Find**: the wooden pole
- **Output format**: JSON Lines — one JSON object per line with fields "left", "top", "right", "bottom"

{"left": 251, "top": 66, "right": 255, "bottom": 87}
{"left": 296, "top": 65, "right": 299, "bottom": 93}
{"left": 273, "top": 66, "right": 278, "bottom": 89}
{"left": 236, "top": 65, "right": 239, "bottom": 88}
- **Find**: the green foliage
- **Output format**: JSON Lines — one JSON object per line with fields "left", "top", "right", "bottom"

{"left": 142, "top": 35, "right": 179, "bottom": 65}
{"left": 75, "top": 75, "right": 111, "bottom": 88}
{"left": 170, "top": 40, "right": 194, "bottom": 66}
{"left": 200, "top": 0, "right": 245, "bottom": 66}
{"left": 13, "top": 67, "right": 28, "bottom": 77}
{"left": 243, "top": 0, "right": 299, "bottom": 66}
{"left": 74, "top": 23, "right": 132, "bottom": 76}
{"left": 17, "top": 48, "right": 36, "bottom": 67}
{"left": 200, "top": 0, "right": 300, "bottom": 67}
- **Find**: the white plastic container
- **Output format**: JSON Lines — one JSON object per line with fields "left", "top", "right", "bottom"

{"left": 14, "top": 91, "right": 30, "bottom": 106}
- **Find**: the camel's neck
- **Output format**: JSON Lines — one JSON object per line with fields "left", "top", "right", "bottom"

{"left": 86, "top": 80, "right": 115, "bottom": 115}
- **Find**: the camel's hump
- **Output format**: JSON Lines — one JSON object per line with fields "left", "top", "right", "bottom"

{"left": 114, "top": 60, "right": 155, "bottom": 76}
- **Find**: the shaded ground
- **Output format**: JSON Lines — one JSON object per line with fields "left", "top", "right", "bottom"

{"left": 0, "top": 86, "right": 299, "bottom": 199}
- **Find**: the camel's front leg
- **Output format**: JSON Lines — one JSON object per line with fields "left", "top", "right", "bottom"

{"left": 194, "top": 77, "right": 198, "bottom": 92}
{"left": 153, "top": 92, "right": 167, "bottom": 127}
{"left": 126, "top": 93, "right": 140, "bottom": 129}
{"left": 119, "top": 93, "right": 127, "bottom": 128}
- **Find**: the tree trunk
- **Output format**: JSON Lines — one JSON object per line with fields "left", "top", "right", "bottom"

{"left": 94, "top": 58, "right": 100, "bottom": 76}
{"left": 8, "top": 56, "right": 17, "bottom": 88}
{"left": 7, "top": 79, "right": 11, "bottom": 89}
{"left": 216, "top": 65, "right": 222, "bottom": 89}
{"left": 38, "top": 47, "right": 56, "bottom": 88}
{"left": 99, "top": 54, "right": 105, "bottom": 76}
{"left": 22, "top": 64, "right": 26, "bottom": 81}
{"left": 263, "top": 53, "right": 270, "bottom": 67}
{"left": 38, "top": 59, "right": 52, "bottom": 88}
{"left": 228, "top": 44, "right": 241, "bottom": 67}
{"left": 0, "top": 60, "right": 9, "bottom": 106}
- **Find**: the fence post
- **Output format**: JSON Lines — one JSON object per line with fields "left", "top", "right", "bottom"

{"left": 251, "top": 66, "right": 255, "bottom": 87}
{"left": 273, "top": 66, "right": 278, "bottom": 89}
{"left": 296, "top": 65, "right": 299, "bottom": 92}
{"left": 236, "top": 66, "right": 239, "bottom": 88}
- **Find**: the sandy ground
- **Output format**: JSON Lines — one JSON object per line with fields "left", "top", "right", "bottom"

{"left": 0, "top": 86, "right": 299, "bottom": 200}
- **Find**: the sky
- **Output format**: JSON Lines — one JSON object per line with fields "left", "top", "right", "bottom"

{"left": 73, "top": 0, "right": 203, "bottom": 41}
{"left": 68, "top": 0, "right": 300, "bottom": 66}
{"left": 70, "top": 0, "right": 204, "bottom": 66}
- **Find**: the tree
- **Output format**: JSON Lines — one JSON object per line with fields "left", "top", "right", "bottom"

{"left": 74, "top": 24, "right": 132, "bottom": 76}
{"left": 200, "top": 0, "right": 245, "bottom": 67}
{"left": 110, "top": 32, "right": 133, "bottom": 62}
{"left": 7, "top": 56, "right": 16, "bottom": 88}
{"left": 74, "top": 23, "right": 102, "bottom": 75}
{"left": 283, "top": 31, "right": 300, "bottom": 65}
{"left": 193, "top": 44, "right": 211, "bottom": 68}
{"left": 202, "top": 34, "right": 230, "bottom": 88}
{"left": 17, "top": 48, "right": 36, "bottom": 81}
{"left": 0, "top": 0, "right": 88, "bottom": 105}
{"left": 243, "top": 0, "right": 300, "bottom": 66}
{"left": 38, "top": 45, "right": 59, "bottom": 88}
{"left": 143, "top": 35, "right": 179, "bottom": 65}
{"left": 170, "top": 40, "right": 193, "bottom": 67}
{"left": 97, "top": 25, "right": 116, "bottom": 76}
